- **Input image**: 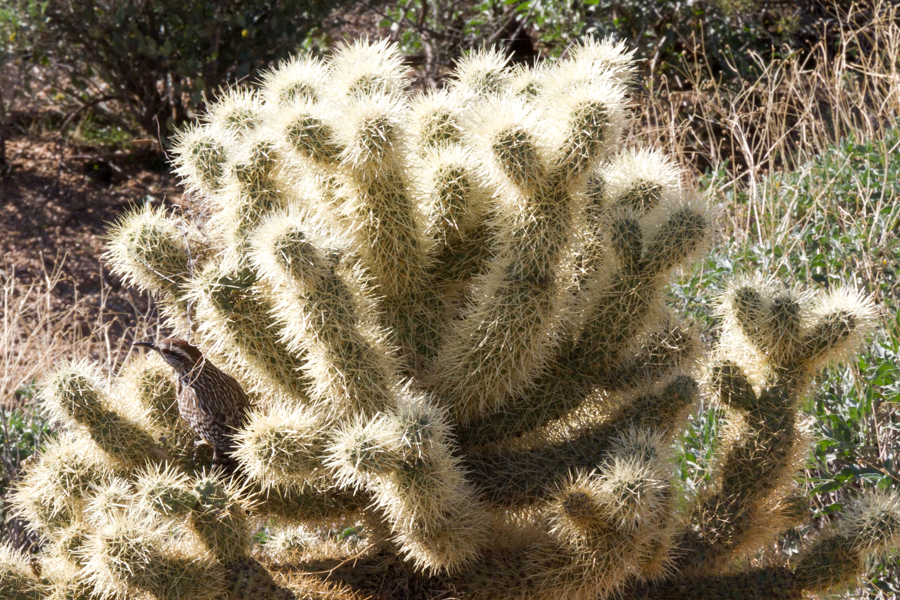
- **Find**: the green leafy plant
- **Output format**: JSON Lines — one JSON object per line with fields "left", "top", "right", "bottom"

{"left": 373, "top": 0, "right": 828, "bottom": 87}
{"left": 10, "top": 0, "right": 351, "bottom": 140}
{"left": 2, "top": 38, "right": 897, "bottom": 600}
{"left": 0, "top": 385, "right": 52, "bottom": 554}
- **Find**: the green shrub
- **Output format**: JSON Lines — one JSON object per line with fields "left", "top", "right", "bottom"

{"left": 10, "top": 0, "right": 350, "bottom": 140}
{"left": 377, "top": 0, "right": 828, "bottom": 83}
{"left": 0, "top": 385, "right": 52, "bottom": 553}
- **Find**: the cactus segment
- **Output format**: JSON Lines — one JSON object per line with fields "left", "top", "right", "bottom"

{"left": 259, "top": 55, "right": 329, "bottom": 108}
{"left": 0, "top": 543, "right": 41, "bottom": 600}
{"left": 189, "top": 261, "right": 313, "bottom": 403}
{"left": 231, "top": 403, "right": 328, "bottom": 489}
{"left": 171, "top": 122, "right": 234, "bottom": 199}
{"left": 250, "top": 211, "right": 397, "bottom": 418}
{"left": 206, "top": 88, "right": 262, "bottom": 135}
{"left": 39, "top": 361, "right": 164, "bottom": 468}
{"left": 103, "top": 204, "right": 195, "bottom": 302}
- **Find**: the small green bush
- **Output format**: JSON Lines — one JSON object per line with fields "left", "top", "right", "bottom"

{"left": 0, "top": 388, "right": 52, "bottom": 553}
{"left": 10, "top": 0, "right": 350, "bottom": 139}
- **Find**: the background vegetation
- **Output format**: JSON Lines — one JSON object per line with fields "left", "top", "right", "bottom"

{"left": 1, "top": 0, "right": 898, "bottom": 597}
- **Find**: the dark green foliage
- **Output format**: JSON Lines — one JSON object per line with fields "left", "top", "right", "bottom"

{"left": 0, "top": 399, "right": 52, "bottom": 551}
{"left": 9, "top": 0, "right": 350, "bottom": 139}
{"left": 377, "top": 0, "right": 833, "bottom": 85}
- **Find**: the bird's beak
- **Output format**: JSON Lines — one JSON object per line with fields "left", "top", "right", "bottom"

{"left": 133, "top": 341, "right": 156, "bottom": 350}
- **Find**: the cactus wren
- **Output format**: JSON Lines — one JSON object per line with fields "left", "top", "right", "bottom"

{"left": 134, "top": 338, "right": 249, "bottom": 470}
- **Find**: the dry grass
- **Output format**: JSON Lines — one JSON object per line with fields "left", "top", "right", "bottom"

{"left": 630, "top": 0, "right": 900, "bottom": 247}
{"left": 1, "top": 260, "right": 155, "bottom": 406}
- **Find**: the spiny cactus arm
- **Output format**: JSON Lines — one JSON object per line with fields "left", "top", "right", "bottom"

{"left": 456, "top": 317, "right": 698, "bottom": 447}
{"left": 642, "top": 492, "right": 900, "bottom": 599}
{"left": 10, "top": 435, "right": 115, "bottom": 538}
{"left": 679, "top": 383, "right": 801, "bottom": 571}
{"left": 455, "top": 430, "right": 676, "bottom": 600}
{"left": 82, "top": 514, "right": 226, "bottom": 600}
{"left": 408, "top": 89, "right": 467, "bottom": 155}
{"left": 327, "top": 87, "right": 433, "bottom": 372}
{"left": 448, "top": 47, "right": 513, "bottom": 98}
{"left": 38, "top": 360, "right": 166, "bottom": 468}
{"left": 542, "top": 69, "right": 626, "bottom": 189}
{"left": 205, "top": 88, "right": 263, "bottom": 135}
{"left": 0, "top": 543, "right": 42, "bottom": 600}
{"left": 329, "top": 37, "right": 409, "bottom": 100}
{"left": 259, "top": 54, "right": 329, "bottom": 109}
{"left": 600, "top": 318, "right": 700, "bottom": 389}
{"left": 721, "top": 281, "right": 876, "bottom": 392}
{"left": 601, "top": 148, "right": 683, "bottom": 216}
{"left": 212, "top": 130, "right": 291, "bottom": 267}
{"left": 793, "top": 491, "right": 900, "bottom": 593}
{"left": 453, "top": 361, "right": 598, "bottom": 449}
{"left": 567, "top": 147, "right": 683, "bottom": 324}
{"left": 410, "top": 138, "right": 491, "bottom": 367}
{"left": 417, "top": 222, "right": 494, "bottom": 372}
{"left": 329, "top": 83, "right": 427, "bottom": 301}
{"left": 328, "top": 397, "right": 490, "bottom": 573}
{"left": 677, "top": 282, "right": 877, "bottom": 573}
{"left": 84, "top": 478, "right": 135, "bottom": 530}
{"left": 271, "top": 99, "right": 343, "bottom": 169}
{"left": 429, "top": 85, "right": 619, "bottom": 423}
{"left": 549, "top": 36, "right": 637, "bottom": 93}
{"left": 533, "top": 459, "right": 675, "bottom": 599}
{"left": 43, "top": 526, "right": 91, "bottom": 579}
{"left": 259, "top": 56, "right": 346, "bottom": 235}
{"left": 187, "top": 262, "right": 313, "bottom": 403}
{"left": 171, "top": 122, "right": 235, "bottom": 199}
{"left": 464, "top": 375, "right": 697, "bottom": 507}
{"left": 104, "top": 203, "right": 200, "bottom": 324}
{"left": 407, "top": 89, "right": 496, "bottom": 363}
{"left": 573, "top": 196, "right": 712, "bottom": 379}
{"left": 28, "top": 524, "right": 85, "bottom": 600}
{"left": 231, "top": 402, "right": 328, "bottom": 490}
{"left": 250, "top": 210, "right": 397, "bottom": 418}
{"left": 791, "top": 287, "right": 877, "bottom": 382}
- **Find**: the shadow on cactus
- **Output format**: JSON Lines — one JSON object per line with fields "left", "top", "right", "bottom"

{"left": 2, "top": 38, "right": 895, "bottom": 600}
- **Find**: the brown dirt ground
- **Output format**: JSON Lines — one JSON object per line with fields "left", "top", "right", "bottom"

{"left": 0, "top": 133, "right": 185, "bottom": 354}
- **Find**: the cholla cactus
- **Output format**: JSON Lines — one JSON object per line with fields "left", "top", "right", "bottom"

{"left": 4, "top": 38, "right": 895, "bottom": 600}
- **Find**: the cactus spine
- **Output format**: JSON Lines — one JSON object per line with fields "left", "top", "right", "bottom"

{"left": 4, "top": 38, "right": 894, "bottom": 600}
